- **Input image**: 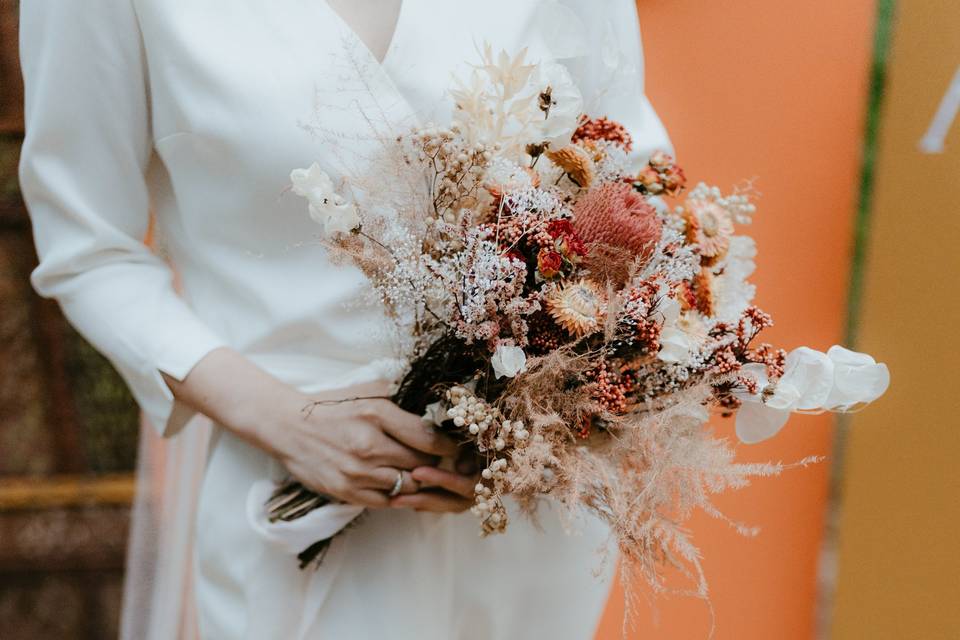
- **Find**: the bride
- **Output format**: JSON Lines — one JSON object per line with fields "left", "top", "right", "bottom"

{"left": 18, "top": 1, "right": 671, "bottom": 638}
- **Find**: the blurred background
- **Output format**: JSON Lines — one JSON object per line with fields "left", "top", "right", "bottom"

{"left": 0, "top": 0, "right": 957, "bottom": 638}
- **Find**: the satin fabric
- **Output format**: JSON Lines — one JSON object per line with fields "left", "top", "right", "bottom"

{"left": 19, "top": 1, "right": 672, "bottom": 637}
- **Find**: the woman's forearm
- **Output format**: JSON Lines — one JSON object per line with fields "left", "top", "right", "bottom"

{"left": 161, "top": 348, "right": 471, "bottom": 511}
{"left": 160, "top": 347, "right": 304, "bottom": 458}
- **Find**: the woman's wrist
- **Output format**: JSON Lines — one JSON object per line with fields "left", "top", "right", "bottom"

{"left": 162, "top": 347, "right": 312, "bottom": 459}
{"left": 223, "top": 377, "right": 313, "bottom": 460}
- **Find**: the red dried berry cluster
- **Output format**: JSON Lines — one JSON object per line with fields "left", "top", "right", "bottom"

{"left": 736, "top": 306, "right": 775, "bottom": 350}
{"left": 625, "top": 280, "right": 659, "bottom": 308}
{"left": 618, "top": 282, "right": 663, "bottom": 353}
{"left": 748, "top": 343, "right": 787, "bottom": 379}
{"left": 586, "top": 362, "right": 636, "bottom": 419}
{"left": 527, "top": 312, "right": 566, "bottom": 355}
{"left": 572, "top": 115, "right": 634, "bottom": 152}
{"left": 710, "top": 344, "right": 741, "bottom": 375}
{"left": 633, "top": 319, "right": 662, "bottom": 355}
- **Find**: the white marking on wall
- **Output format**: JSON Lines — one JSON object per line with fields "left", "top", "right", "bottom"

{"left": 920, "top": 66, "right": 960, "bottom": 154}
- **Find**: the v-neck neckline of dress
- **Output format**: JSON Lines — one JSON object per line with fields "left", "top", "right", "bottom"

{"left": 319, "top": 0, "right": 408, "bottom": 68}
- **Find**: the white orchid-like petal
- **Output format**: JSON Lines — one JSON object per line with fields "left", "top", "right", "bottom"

{"left": 734, "top": 375, "right": 793, "bottom": 443}
{"left": 738, "top": 362, "right": 770, "bottom": 388}
{"left": 657, "top": 327, "right": 694, "bottom": 364}
{"left": 491, "top": 345, "right": 527, "bottom": 379}
{"left": 531, "top": 61, "right": 583, "bottom": 149}
{"left": 289, "top": 163, "right": 360, "bottom": 236}
{"left": 735, "top": 400, "right": 791, "bottom": 445}
{"left": 653, "top": 295, "right": 682, "bottom": 326}
{"left": 712, "top": 236, "right": 758, "bottom": 323}
{"left": 735, "top": 345, "right": 888, "bottom": 444}
{"left": 321, "top": 202, "right": 361, "bottom": 236}
{"left": 824, "top": 345, "right": 890, "bottom": 409}
{"left": 290, "top": 163, "right": 338, "bottom": 208}
{"left": 781, "top": 347, "right": 835, "bottom": 410}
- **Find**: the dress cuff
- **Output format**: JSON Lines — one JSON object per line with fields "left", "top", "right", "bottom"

{"left": 140, "top": 325, "right": 228, "bottom": 438}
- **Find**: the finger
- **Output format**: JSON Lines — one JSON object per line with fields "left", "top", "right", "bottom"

{"left": 389, "top": 490, "right": 473, "bottom": 513}
{"left": 343, "top": 488, "right": 390, "bottom": 509}
{"left": 411, "top": 466, "right": 477, "bottom": 499}
{"left": 319, "top": 380, "right": 393, "bottom": 402}
{"left": 455, "top": 449, "right": 481, "bottom": 475}
{"left": 347, "top": 380, "right": 394, "bottom": 398}
{"left": 366, "top": 468, "right": 420, "bottom": 495}
{"left": 374, "top": 401, "right": 460, "bottom": 457}
{"left": 367, "top": 438, "right": 437, "bottom": 470}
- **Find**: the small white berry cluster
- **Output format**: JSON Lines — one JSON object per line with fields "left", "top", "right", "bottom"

{"left": 445, "top": 385, "right": 530, "bottom": 535}
{"left": 410, "top": 123, "right": 494, "bottom": 222}
{"left": 687, "top": 182, "right": 757, "bottom": 225}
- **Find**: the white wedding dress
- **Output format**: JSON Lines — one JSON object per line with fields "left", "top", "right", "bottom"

{"left": 18, "top": 1, "right": 672, "bottom": 638}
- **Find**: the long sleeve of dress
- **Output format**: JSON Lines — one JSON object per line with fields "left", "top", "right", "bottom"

{"left": 18, "top": 1, "right": 228, "bottom": 437}
{"left": 557, "top": 0, "right": 674, "bottom": 166}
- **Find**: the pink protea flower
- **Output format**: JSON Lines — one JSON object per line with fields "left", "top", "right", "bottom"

{"left": 572, "top": 182, "right": 663, "bottom": 259}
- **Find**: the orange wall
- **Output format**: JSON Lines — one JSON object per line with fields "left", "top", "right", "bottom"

{"left": 597, "top": 2, "right": 877, "bottom": 637}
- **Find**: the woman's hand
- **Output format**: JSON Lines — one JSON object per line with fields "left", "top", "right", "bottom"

{"left": 161, "top": 348, "right": 476, "bottom": 511}
{"left": 275, "top": 381, "right": 461, "bottom": 508}
{"left": 390, "top": 466, "right": 479, "bottom": 513}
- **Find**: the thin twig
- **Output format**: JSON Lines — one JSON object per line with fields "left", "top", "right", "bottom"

{"left": 301, "top": 394, "right": 392, "bottom": 419}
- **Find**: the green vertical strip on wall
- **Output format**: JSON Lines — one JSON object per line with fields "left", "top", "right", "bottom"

{"left": 818, "top": 2, "right": 897, "bottom": 637}
{"left": 845, "top": 0, "right": 896, "bottom": 346}
{"left": 831, "top": 0, "right": 960, "bottom": 630}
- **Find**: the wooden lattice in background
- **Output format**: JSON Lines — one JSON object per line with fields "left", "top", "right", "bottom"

{"left": 0, "top": 0, "right": 23, "bottom": 136}
{"left": 0, "top": 2, "right": 141, "bottom": 637}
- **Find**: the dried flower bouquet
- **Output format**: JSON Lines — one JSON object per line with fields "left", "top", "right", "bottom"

{"left": 275, "top": 45, "right": 889, "bottom": 596}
